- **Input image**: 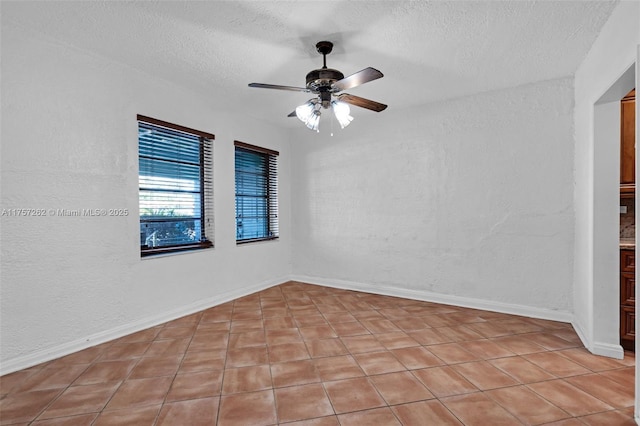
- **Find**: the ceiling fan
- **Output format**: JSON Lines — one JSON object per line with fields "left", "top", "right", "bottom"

{"left": 248, "top": 41, "right": 387, "bottom": 131}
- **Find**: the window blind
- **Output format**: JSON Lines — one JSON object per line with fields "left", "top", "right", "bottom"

{"left": 138, "top": 115, "right": 214, "bottom": 256}
{"left": 234, "top": 141, "right": 278, "bottom": 243}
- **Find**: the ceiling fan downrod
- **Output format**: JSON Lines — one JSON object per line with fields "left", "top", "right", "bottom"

{"left": 315, "top": 41, "right": 333, "bottom": 69}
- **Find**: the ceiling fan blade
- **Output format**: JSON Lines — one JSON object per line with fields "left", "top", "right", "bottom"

{"left": 332, "top": 67, "right": 383, "bottom": 92}
{"left": 337, "top": 93, "right": 387, "bottom": 112}
{"left": 287, "top": 111, "right": 297, "bottom": 117}
{"left": 248, "top": 83, "right": 310, "bottom": 92}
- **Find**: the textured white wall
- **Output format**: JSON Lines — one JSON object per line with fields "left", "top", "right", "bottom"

{"left": 573, "top": 0, "right": 639, "bottom": 359}
{"left": 0, "top": 23, "right": 291, "bottom": 371}
{"left": 291, "top": 78, "right": 575, "bottom": 315}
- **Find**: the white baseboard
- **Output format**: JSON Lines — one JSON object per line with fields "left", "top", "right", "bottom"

{"left": 0, "top": 276, "right": 288, "bottom": 376}
{"left": 571, "top": 318, "right": 591, "bottom": 351}
{"left": 291, "top": 275, "right": 573, "bottom": 323}
{"left": 591, "top": 341, "right": 625, "bottom": 360}
{"left": 570, "top": 315, "right": 625, "bottom": 360}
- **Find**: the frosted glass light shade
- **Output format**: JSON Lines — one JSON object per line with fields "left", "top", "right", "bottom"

{"left": 306, "top": 110, "right": 321, "bottom": 131}
{"left": 295, "top": 100, "right": 315, "bottom": 122}
{"left": 296, "top": 99, "right": 321, "bottom": 131}
{"left": 331, "top": 100, "right": 353, "bottom": 129}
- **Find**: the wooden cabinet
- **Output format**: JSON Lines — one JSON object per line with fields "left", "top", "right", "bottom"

{"left": 620, "top": 89, "right": 635, "bottom": 196}
{"left": 620, "top": 248, "right": 635, "bottom": 351}
{"left": 620, "top": 88, "right": 636, "bottom": 351}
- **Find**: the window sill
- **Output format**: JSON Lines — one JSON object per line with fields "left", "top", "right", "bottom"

{"left": 236, "top": 237, "right": 279, "bottom": 245}
{"left": 141, "top": 241, "right": 213, "bottom": 258}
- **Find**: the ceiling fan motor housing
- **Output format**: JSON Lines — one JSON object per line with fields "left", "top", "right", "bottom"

{"left": 305, "top": 68, "right": 344, "bottom": 93}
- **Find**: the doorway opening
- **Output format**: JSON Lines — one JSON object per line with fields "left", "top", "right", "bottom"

{"left": 620, "top": 88, "right": 636, "bottom": 352}
{"left": 592, "top": 63, "right": 635, "bottom": 360}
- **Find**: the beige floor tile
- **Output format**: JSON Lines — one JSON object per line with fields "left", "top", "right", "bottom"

{"left": 331, "top": 321, "right": 370, "bottom": 337}
{"left": 323, "top": 377, "right": 385, "bottom": 414}
{"left": 271, "top": 359, "right": 321, "bottom": 388}
{"left": 314, "top": 356, "right": 365, "bottom": 381}
{"left": 375, "top": 332, "right": 420, "bottom": 350}
{"left": 73, "top": 360, "right": 137, "bottom": 386}
{"left": 0, "top": 389, "right": 63, "bottom": 424}
{"left": 32, "top": 413, "right": 98, "bottom": 425}
{"left": 369, "top": 371, "right": 434, "bottom": 405}
{"left": 436, "top": 325, "right": 485, "bottom": 342}
{"left": 557, "top": 348, "right": 629, "bottom": 371}
{"left": 528, "top": 379, "right": 613, "bottom": 416}
{"left": 225, "top": 346, "right": 268, "bottom": 368}
{"left": 599, "top": 367, "right": 635, "bottom": 388}
{"left": 15, "top": 365, "right": 89, "bottom": 392}
{"left": 298, "top": 325, "right": 337, "bottom": 340}
{"left": 566, "top": 373, "right": 634, "bottom": 409}
{"left": 38, "top": 383, "right": 120, "bottom": 420}
{"left": 579, "top": 409, "right": 637, "bottom": 426}
{"left": 93, "top": 404, "right": 160, "bottom": 426}
{"left": 409, "top": 328, "right": 456, "bottom": 345}
{"left": 129, "top": 355, "right": 182, "bottom": 379}
{"left": 489, "top": 356, "right": 556, "bottom": 383}
{"left": 143, "top": 338, "right": 189, "bottom": 358}
{"left": 452, "top": 361, "right": 519, "bottom": 390}
{"left": 156, "top": 397, "right": 219, "bottom": 426}
{"left": 391, "top": 346, "right": 444, "bottom": 369}
{"left": 306, "top": 338, "right": 349, "bottom": 358}
{"left": 428, "top": 343, "right": 480, "bottom": 364}
{"left": 391, "top": 400, "right": 463, "bottom": 425}
{"left": 179, "top": 349, "right": 226, "bottom": 373}
{"left": 462, "top": 339, "right": 516, "bottom": 360}
{"left": 167, "top": 369, "right": 223, "bottom": 401}
{"left": 274, "top": 384, "right": 334, "bottom": 423}
{"left": 228, "top": 331, "right": 266, "bottom": 349}
{"left": 491, "top": 335, "right": 547, "bottom": 355}
{"left": 265, "top": 328, "right": 303, "bottom": 346}
{"left": 353, "top": 351, "right": 406, "bottom": 375}
{"left": 104, "top": 377, "right": 172, "bottom": 411}
{"left": 441, "top": 392, "right": 521, "bottom": 426}
{"left": 412, "top": 366, "right": 478, "bottom": 397}
{"left": 340, "top": 335, "right": 386, "bottom": 353}
{"left": 218, "top": 390, "right": 277, "bottom": 426}
{"left": 524, "top": 352, "right": 591, "bottom": 377}
{"left": 486, "top": 385, "right": 570, "bottom": 424}
{"left": 263, "top": 316, "right": 296, "bottom": 330}
{"left": 338, "top": 407, "right": 401, "bottom": 426}
{"left": 268, "top": 342, "right": 310, "bottom": 363}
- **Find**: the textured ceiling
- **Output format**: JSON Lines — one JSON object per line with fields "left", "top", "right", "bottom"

{"left": 3, "top": 1, "right": 618, "bottom": 127}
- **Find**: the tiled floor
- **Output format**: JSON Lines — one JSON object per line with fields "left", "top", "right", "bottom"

{"left": 0, "top": 281, "right": 636, "bottom": 425}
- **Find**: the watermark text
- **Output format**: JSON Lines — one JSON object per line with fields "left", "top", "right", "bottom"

{"left": 1, "top": 208, "right": 129, "bottom": 217}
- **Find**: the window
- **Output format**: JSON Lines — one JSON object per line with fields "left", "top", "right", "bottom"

{"left": 138, "top": 115, "right": 214, "bottom": 256}
{"left": 235, "top": 141, "right": 279, "bottom": 243}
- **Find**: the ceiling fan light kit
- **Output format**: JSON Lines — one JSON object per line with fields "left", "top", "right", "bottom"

{"left": 295, "top": 98, "right": 353, "bottom": 132}
{"left": 248, "top": 41, "right": 386, "bottom": 132}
